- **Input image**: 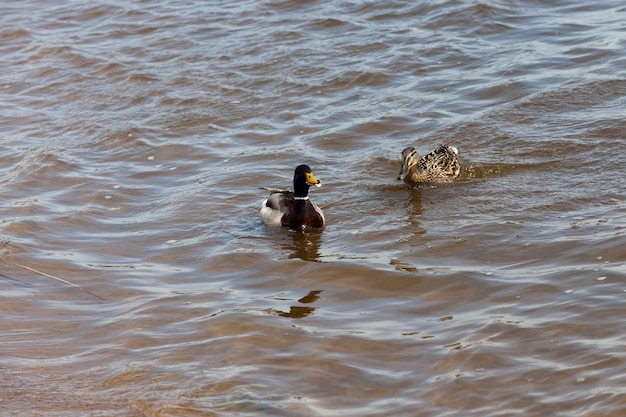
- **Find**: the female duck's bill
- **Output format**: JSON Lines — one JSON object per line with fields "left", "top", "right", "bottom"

{"left": 260, "top": 164, "right": 325, "bottom": 231}
{"left": 398, "top": 145, "right": 460, "bottom": 183}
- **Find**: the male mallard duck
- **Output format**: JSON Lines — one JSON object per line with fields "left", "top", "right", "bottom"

{"left": 260, "top": 164, "right": 325, "bottom": 230}
{"left": 397, "top": 144, "right": 460, "bottom": 183}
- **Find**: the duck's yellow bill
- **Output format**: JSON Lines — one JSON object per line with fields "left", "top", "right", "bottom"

{"left": 306, "top": 172, "right": 322, "bottom": 187}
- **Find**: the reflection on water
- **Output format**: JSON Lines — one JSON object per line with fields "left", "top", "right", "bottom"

{"left": 407, "top": 187, "right": 423, "bottom": 217}
{"left": 277, "top": 230, "right": 323, "bottom": 262}
{"left": 297, "top": 290, "right": 322, "bottom": 304}
{"left": 276, "top": 305, "right": 315, "bottom": 319}
{"left": 273, "top": 290, "right": 322, "bottom": 319}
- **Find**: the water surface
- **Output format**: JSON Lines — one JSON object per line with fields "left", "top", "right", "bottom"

{"left": 1, "top": 1, "right": 625, "bottom": 416}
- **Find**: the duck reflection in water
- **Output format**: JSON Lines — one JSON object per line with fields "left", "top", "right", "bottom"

{"left": 276, "top": 290, "right": 322, "bottom": 319}
{"left": 408, "top": 187, "right": 423, "bottom": 217}
{"left": 284, "top": 230, "right": 322, "bottom": 262}
{"left": 270, "top": 228, "right": 322, "bottom": 261}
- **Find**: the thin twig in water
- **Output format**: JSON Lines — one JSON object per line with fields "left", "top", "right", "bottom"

{"left": 1, "top": 256, "right": 104, "bottom": 301}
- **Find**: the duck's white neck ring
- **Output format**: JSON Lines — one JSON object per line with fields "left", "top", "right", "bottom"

{"left": 294, "top": 196, "right": 309, "bottom": 201}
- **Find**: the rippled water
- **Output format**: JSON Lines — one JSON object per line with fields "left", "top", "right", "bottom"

{"left": 1, "top": 1, "right": 625, "bottom": 416}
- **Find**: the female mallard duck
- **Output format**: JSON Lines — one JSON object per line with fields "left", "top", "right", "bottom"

{"left": 260, "top": 164, "right": 325, "bottom": 230}
{"left": 397, "top": 144, "right": 460, "bottom": 183}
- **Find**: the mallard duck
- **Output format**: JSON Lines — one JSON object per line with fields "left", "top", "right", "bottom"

{"left": 260, "top": 164, "right": 325, "bottom": 230}
{"left": 397, "top": 144, "right": 460, "bottom": 183}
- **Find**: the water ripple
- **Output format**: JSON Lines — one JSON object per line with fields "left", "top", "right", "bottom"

{"left": 1, "top": 0, "right": 626, "bottom": 415}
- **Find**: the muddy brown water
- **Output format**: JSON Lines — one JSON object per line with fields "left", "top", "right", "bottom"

{"left": 1, "top": 1, "right": 625, "bottom": 416}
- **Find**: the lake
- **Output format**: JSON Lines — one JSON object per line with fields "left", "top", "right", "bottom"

{"left": 1, "top": 1, "right": 625, "bottom": 416}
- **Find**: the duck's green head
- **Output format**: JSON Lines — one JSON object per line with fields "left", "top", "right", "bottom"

{"left": 295, "top": 164, "right": 321, "bottom": 187}
{"left": 293, "top": 164, "right": 321, "bottom": 197}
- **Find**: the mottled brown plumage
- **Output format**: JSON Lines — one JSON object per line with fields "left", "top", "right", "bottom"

{"left": 398, "top": 145, "right": 460, "bottom": 183}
